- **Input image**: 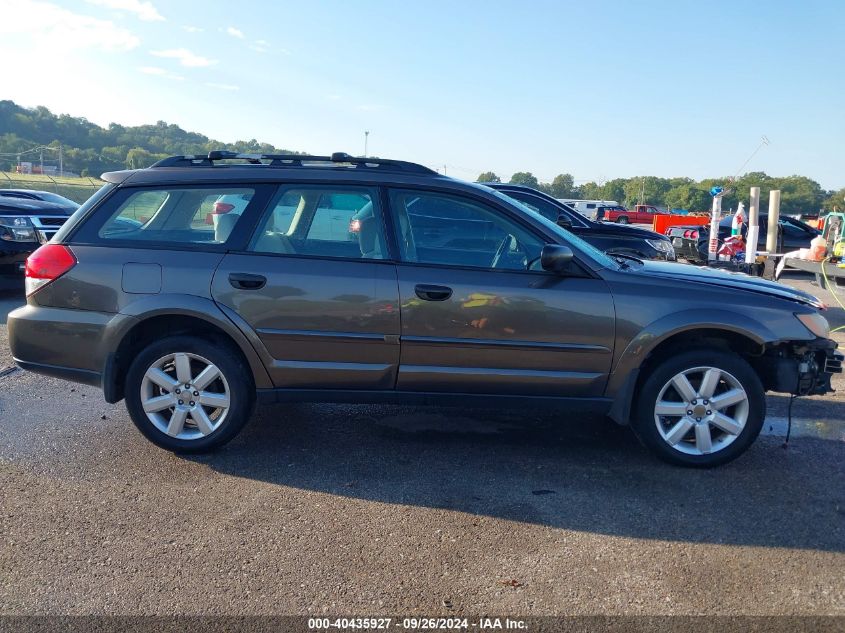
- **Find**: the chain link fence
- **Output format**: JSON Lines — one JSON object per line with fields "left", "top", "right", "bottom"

{"left": 0, "top": 172, "right": 104, "bottom": 204}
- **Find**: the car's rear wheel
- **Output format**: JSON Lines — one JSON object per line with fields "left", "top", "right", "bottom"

{"left": 125, "top": 335, "right": 255, "bottom": 453}
{"left": 633, "top": 349, "right": 765, "bottom": 467}
{"left": 616, "top": 216, "right": 629, "bottom": 224}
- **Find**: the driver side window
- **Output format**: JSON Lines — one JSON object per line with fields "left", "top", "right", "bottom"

{"left": 389, "top": 189, "right": 544, "bottom": 271}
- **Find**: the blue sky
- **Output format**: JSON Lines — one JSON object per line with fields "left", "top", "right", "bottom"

{"left": 1, "top": 0, "right": 843, "bottom": 188}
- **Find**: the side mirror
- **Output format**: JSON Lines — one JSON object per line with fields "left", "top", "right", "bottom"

{"left": 540, "top": 244, "right": 574, "bottom": 273}
{"left": 556, "top": 215, "right": 572, "bottom": 229}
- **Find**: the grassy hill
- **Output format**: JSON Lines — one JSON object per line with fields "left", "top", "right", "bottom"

{"left": 0, "top": 171, "right": 104, "bottom": 203}
{"left": 0, "top": 99, "right": 300, "bottom": 179}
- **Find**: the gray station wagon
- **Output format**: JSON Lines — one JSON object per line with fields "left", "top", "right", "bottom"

{"left": 7, "top": 151, "right": 842, "bottom": 467}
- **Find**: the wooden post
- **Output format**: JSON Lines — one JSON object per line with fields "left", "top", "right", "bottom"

{"left": 766, "top": 190, "right": 781, "bottom": 253}
{"left": 745, "top": 187, "right": 760, "bottom": 263}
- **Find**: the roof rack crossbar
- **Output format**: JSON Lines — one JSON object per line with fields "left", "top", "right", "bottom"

{"left": 150, "top": 151, "right": 437, "bottom": 175}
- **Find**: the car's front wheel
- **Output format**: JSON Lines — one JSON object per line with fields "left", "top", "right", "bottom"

{"left": 633, "top": 349, "right": 765, "bottom": 467}
{"left": 124, "top": 335, "right": 255, "bottom": 452}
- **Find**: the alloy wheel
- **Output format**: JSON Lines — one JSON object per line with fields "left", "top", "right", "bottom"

{"left": 140, "top": 352, "right": 231, "bottom": 440}
{"left": 653, "top": 366, "right": 749, "bottom": 455}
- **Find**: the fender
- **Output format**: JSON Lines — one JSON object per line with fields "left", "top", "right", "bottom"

{"left": 604, "top": 308, "right": 777, "bottom": 425}
{"left": 103, "top": 293, "right": 273, "bottom": 394}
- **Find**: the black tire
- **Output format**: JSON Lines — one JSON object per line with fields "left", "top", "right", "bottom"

{"left": 124, "top": 335, "right": 255, "bottom": 453}
{"left": 632, "top": 348, "right": 765, "bottom": 467}
{"left": 617, "top": 216, "right": 629, "bottom": 224}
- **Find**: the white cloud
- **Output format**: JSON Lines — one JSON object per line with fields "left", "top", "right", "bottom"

{"left": 328, "top": 95, "right": 341, "bottom": 101}
{"left": 205, "top": 82, "right": 240, "bottom": 92}
{"left": 138, "top": 66, "right": 183, "bottom": 80}
{"left": 182, "top": 25, "right": 203, "bottom": 33}
{"left": 150, "top": 48, "right": 217, "bottom": 67}
{"left": 85, "top": 0, "right": 165, "bottom": 22}
{"left": 0, "top": 0, "right": 140, "bottom": 51}
{"left": 226, "top": 26, "right": 245, "bottom": 39}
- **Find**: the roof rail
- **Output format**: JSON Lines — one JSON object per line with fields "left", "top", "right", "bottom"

{"left": 150, "top": 151, "right": 438, "bottom": 175}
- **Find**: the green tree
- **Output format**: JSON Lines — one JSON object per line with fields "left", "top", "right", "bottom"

{"left": 622, "top": 177, "right": 671, "bottom": 208}
{"left": 665, "top": 184, "right": 710, "bottom": 212}
{"left": 509, "top": 171, "right": 539, "bottom": 188}
{"left": 579, "top": 182, "right": 602, "bottom": 199}
{"left": 476, "top": 171, "right": 500, "bottom": 183}
{"left": 125, "top": 147, "right": 154, "bottom": 169}
{"left": 601, "top": 179, "right": 627, "bottom": 204}
{"left": 547, "top": 173, "right": 576, "bottom": 198}
{"left": 822, "top": 187, "right": 845, "bottom": 212}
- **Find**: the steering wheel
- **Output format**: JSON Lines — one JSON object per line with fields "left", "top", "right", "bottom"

{"left": 491, "top": 234, "right": 515, "bottom": 269}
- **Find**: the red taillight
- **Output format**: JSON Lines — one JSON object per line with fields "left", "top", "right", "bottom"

{"left": 206, "top": 201, "right": 236, "bottom": 224}
{"left": 683, "top": 230, "right": 691, "bottom": 238}
{"left": 349, "top": 218, "right": 361, "bottom": 233}
{"left": 24, "top": 244, "right": 76, "bottom": 296}
{"left": 213, "top": 202, "right": 235, "bottom": 214}
{"left": 690, "top": 230, "right": 699, "bottom": 239}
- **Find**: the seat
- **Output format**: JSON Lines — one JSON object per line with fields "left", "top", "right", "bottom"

{"left": 254, "top": 231, "right": 295, "bottom": 254}
{"left": 357, "top": 211, "right": 383, "bottom": 259}
{"left": 214, "top": 213, "right": 239, "bottom": 243}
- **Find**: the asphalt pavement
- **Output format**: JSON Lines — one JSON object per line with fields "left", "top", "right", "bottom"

{"left": 0, "top": 277, "right": 843, "bottom": 617}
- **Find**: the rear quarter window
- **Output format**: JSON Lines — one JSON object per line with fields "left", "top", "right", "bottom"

{"left": 79, "top": 185, "right": 269, "bottom": 247}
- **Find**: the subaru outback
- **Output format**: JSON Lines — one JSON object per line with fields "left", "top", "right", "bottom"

{"left": 7, "top": 151, "right": 842, "bottom": 467}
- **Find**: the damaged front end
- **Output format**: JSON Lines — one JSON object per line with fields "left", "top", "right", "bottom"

{"left": 757, "top": 338, "right": 843, "bottom": 396}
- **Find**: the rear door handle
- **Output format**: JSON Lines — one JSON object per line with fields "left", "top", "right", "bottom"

{"left": 415, "top": 284, "right": 452, "bottom": 301}
{"left": 229, "top": 272, "right": 267, "bottom": 290}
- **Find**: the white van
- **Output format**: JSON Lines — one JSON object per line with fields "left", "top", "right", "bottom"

{"left": 557, "top": 199, "right": 618, "bottom": 220}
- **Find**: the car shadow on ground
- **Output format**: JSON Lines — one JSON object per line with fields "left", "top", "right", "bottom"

{"left": 188, "top": 402, "right": 845, "bottom": 553}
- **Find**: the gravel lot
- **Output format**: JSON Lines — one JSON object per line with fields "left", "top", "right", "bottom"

{"left": 0, "top": 274, "right": 843, "bottom": 616}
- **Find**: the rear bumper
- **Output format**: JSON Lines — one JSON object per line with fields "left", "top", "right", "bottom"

{"left": 7, "top": 303, "right": 121, "bottom": 391}
{"left": 13, "top": 359, "right": 101, "bottom": 387}
{"left": 669, "top": 236, "right": 703, "bottom": 262}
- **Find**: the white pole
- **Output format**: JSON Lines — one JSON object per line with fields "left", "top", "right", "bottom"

{"left": 707, "top": 195, "right": 722, "bottom": 262}
{"left": 745, "top": 186, "right": 760, "bottom": 264}
{"left": 766, "top": 190, "right": 781, "bottom": 253}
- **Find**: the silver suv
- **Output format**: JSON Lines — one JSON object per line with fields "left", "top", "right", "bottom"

{"left": 7, "top": 151, "right": 842, "bottom": 467}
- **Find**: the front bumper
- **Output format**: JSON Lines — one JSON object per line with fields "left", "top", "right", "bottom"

{"left": 0, "top": 240, "right": 38, "bottom": 283}
{"left": 759, "top": 338, "right": 842, "bottom": 396}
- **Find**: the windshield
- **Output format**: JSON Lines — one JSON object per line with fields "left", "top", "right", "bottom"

{"left": 485, "top": 187, "right": 619, "bottom": 269}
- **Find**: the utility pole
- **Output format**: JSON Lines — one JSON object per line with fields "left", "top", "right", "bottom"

{"left": 443, "top": 165, "right": 447, "bottom": 175}
{"left": 59, "top": 144, "right": 63, "bottom": 177}
{"left": 364, "top": 131, "right": 369, "bottom": 157}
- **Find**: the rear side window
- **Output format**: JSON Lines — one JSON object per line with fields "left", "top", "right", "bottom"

{"left": 97, "top": 186, "right": 256, "bottom": 244}
{"left": 249, "top": 185, "right": 387, "bottom": 260}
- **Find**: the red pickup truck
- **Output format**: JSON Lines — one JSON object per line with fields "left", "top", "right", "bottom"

{"left": 599, "top": 204, "right": 666, "bottom": 224}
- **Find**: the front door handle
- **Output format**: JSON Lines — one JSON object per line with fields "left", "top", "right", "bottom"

{"left": 229, "top": 272, "right": 267, "bottom": 290}
{"left": 415, "top": 284, "right": 452, "bottom": 301}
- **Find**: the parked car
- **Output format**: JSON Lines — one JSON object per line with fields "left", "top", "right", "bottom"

{"left": 668, "top": 214, "right": 820, "bottom": 262}
{"left": 556, "top": 198, "right": 619, "bottom": 220}
{"left": 0, "top": 189, "right": 79, "bottom": 211}
{"left": 601, "top": 204, "right": 667, "bottom": 224}
{"left": 8, "top": 151, "right": 841, "bottom": 467}
{"left": 484, "top": 183, "right": 676, "bottom": 261}
{"left": 0, "top": 190, "right": 79, "bottom": 290}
